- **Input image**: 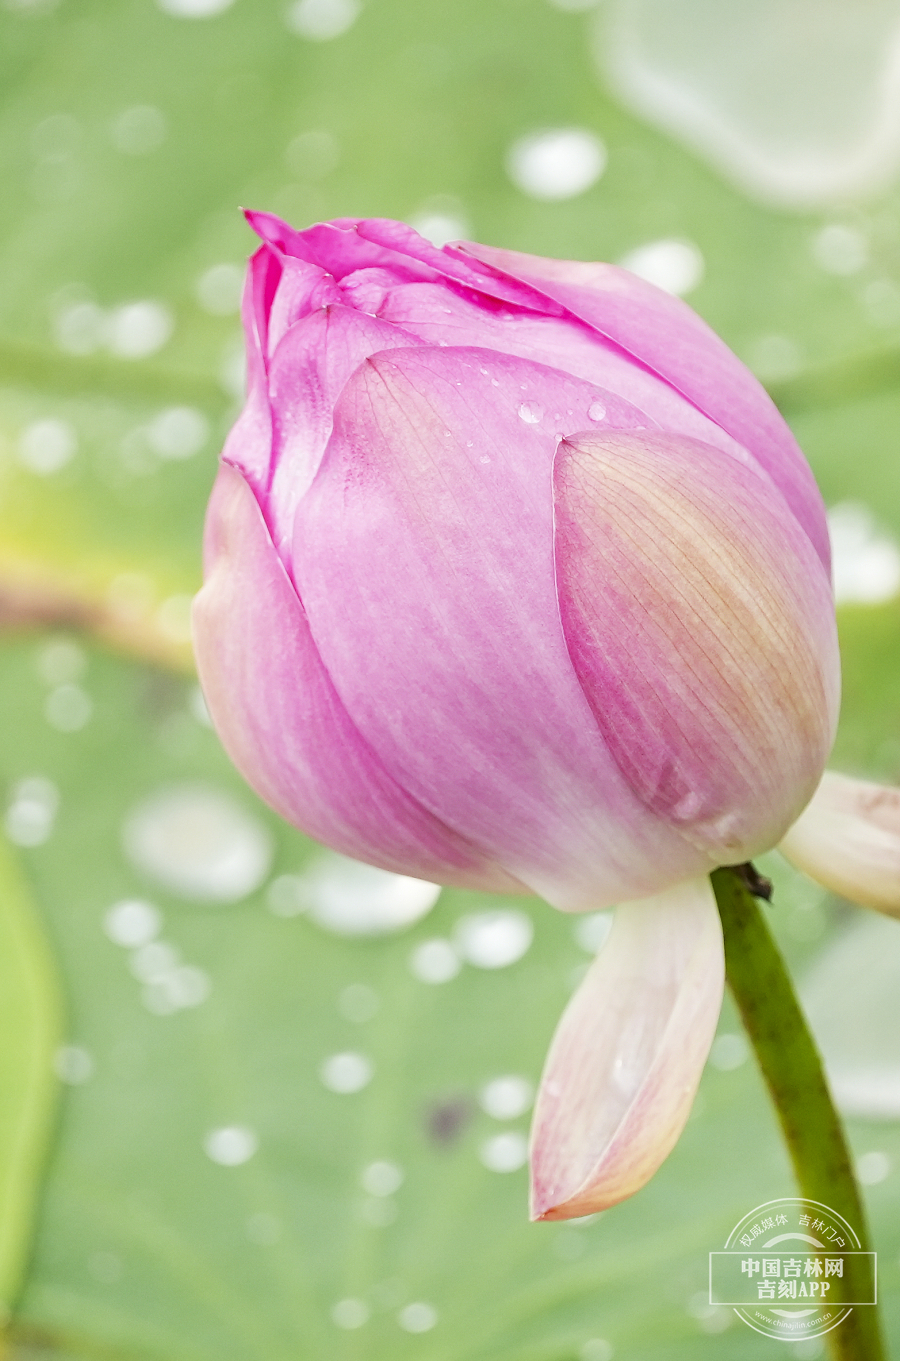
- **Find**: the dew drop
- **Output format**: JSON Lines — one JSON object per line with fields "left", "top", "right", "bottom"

{"left": 123, "top": 784, "right": 272, "bottom": 902}
{"left": 246, "top": 1211, "right": 280, "bottom": 1244}
{"left": 104, "top": 899, "right": 161, "bottom": 948}
{"left": 856, "top": 1150, "right": 891, "bottom": 1185}
{"left": 290, "top": 851, "right": 440, "bottom": 936}
{"left": 18, "top": 419, "right": 77, "bottom": 475}
{"left": 454, "top": 909, "right": 533, "bottom": 969}
{"left": 339, "top": 983, "right": 380, "bottom": 1021}
{"left": 587, "top": 400, "right": 607, "bottom": 423}
{"left": 479, "top": 1131, "right": 528, "bottom": 1172}
{"left": 204, "top": 1126, "right": 258, "bottom": 1165}
{"left": 110, "top": 105, "right": 167, "bottom": 155}
{"left": 573, "top": 910, "right": 613, "bottom": 954}
{"left": 320, "top": 1051, "right": 373, "bottom": 1093}
{"left": 361, "top": 1160, "right": 404, "bottom": 1196}
{"left": 332, "top": 1298, "right": 369, "bottom": 1329}
{"left": 36, "top": 637, "right": 85, "bottom": 685}
{"left": 361, "top": 1197, "right": 398, "bottom": 1226}
{"left": 5, "top": 776, "right": 58, "bottom": 847}
{"left": 286, "top": 0, "right": 360, "bottom": 40}
{"left": 619, "top": 238, "right": 705, "bottom": 296}
{"left": 146, "top": 407, "right": 209, "bottom": 460}
{"left": 45, "top": 684, "right": 92, "bottom": 732}
{"left": 709, "top": 1032, "right": 749, "bottom": 1071}
{"left": 106, "top": 301, "right": 173, "bottom": 359}
{"left": 409, "top": 938, "right": 461, "bottom": 983}
{"left": 506, "top": 127, "right": 606, "bottom": 200}
{"left": 479, "top": 1075, "right": 534, "bottom": 1120}
{"left": 517, "top": 402, "right": 544, "bottom": 424}
{"left": 196, "top": 262, "right": 244, "bottom": 315}
{"left": 398, "top": 1302, "right": 438, "bottom": 1333}
{"left": 54, "top": 1044, "right": 94, "bottom": 1084}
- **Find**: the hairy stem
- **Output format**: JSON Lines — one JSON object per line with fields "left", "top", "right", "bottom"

{"left": 711, "top": 867, "right": 886, "bottom": 1361}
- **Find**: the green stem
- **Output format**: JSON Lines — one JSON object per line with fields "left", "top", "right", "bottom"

{"left": 711, "top": 867, "right": 887, "bottom": 1361}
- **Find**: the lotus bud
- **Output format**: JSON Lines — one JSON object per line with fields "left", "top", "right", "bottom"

{"left": 192, "top": 215, "right": 841, "bottom": 1219}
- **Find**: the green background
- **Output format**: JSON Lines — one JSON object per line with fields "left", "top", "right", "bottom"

{"left": 1, "top": 1, "right": 900, "bottom": 1357}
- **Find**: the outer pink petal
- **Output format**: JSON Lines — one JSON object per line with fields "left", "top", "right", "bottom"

{"left": 192, "top": 462, "right": 519, "bottom": 892}
{"left": 780, "top": 771, "right": 900, "bottom": 915}
{"left": 263, "top": 305, "right": 419, "bottom": 564}
{"left": 530, "top": 877, "right": 724, "bottom": 1219}
{"left": 294, "top": 346, "right": 713, "bottom": 909}
{"left": 450, "top": 241, "right": 831, "bottom": 572}
{"left": 554, "top": 430, "right": 839, "bottom": 864}
{"left": 376, "top": 281, "right": 766, "bottom": 469}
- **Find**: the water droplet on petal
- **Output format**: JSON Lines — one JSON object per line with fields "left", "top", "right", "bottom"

{"left": 517, "top": 402, "right": 544, "bottom": 424}
{"left": 587, "top": 400, "right": 607, "bottom": 422}
{"left": 123, "top": 784, "right": 273, "bottom": 902}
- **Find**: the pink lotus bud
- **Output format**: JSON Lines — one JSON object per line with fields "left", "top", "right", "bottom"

{"left": 193, "top": 215, "right": 841, "bottom": 1217}
{"left": 780, "top": 771, "right": 900, "bottom": 915}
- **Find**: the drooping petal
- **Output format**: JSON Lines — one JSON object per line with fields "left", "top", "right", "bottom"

{"left": 264, "top": 305, "right": 418, "bottom": 564}
{"left": 780, "top": 771, "right": 900, "bottom": 915}
{"left": 192, "top": 462, "right": 519, "bottom": 893}
{"left": 553, "top": 430, "right": 839, "bottom": 863}
{"left": 530, "top": 877, "right": 724, "bottom": 1220}
{"left": 450, "top": 240, "right": 831, "bottom": 572}
{"left": 294, "top": 346, "right": 713, "bottom": 909}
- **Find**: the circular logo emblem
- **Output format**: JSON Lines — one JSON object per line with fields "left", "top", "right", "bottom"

{"left": 710, "top": 1197, "right": 875, "bottom": 1341}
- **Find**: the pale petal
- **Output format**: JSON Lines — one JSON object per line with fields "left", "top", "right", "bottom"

{"left": 294, "top": 345, "right": 710, "bottom": 909}
{"left": 451, "top": 239, "right": 831, "bottom": 572}
{"left": 554, "top": 430, "right": 839, "bottom": 863}
{"left": 780, "top": 770, "right": 900, "bottom": 915}
{"left": 530, "top": 877, "right": 724, "bottom": 1220}
{"left": 192, "top": 463, "right": 519, "bottom": 892}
